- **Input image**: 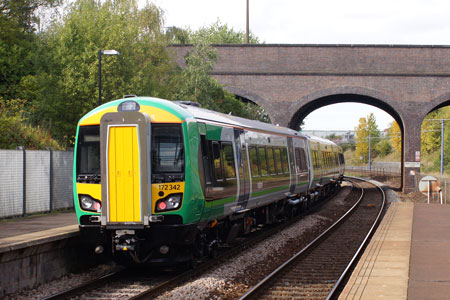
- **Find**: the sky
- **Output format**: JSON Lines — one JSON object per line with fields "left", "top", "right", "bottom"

{"left": 149, "top": 0, "right": 450, "bottom": 131}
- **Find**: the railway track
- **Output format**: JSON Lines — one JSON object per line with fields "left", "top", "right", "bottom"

{"left": 238, "top": 177, "right": 386, "bottom": 300}
{"left": 42, "top": 178, "right": 375, "bottom": 300}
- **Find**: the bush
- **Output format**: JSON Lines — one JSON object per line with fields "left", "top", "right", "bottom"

{"left": 0, "top": 98, "right": 63, "bottom": 150}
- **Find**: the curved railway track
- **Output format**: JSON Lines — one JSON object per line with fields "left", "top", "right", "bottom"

{"left": 42, "top": 177, "right": 384, "bottom": 300}
{"left": 238, "top": 176, "right": 386, "bottom": 300}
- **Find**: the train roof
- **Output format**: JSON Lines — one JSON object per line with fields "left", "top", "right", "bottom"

{"left": 173, "top": 99, "right": 305, "bottom": 138}
{"left": 307, "top": 135, "right": 338, "bottom": 146}
{"left": 81, "top": 96, "right": 307, "bottom": 139}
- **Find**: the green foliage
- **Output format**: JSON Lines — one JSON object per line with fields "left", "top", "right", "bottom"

{"left": 27, "top": 0, "right": 176, "bottom": 145}
{"left": 2, "top": 0, "right": 266, "bottom": 147}
{"left": 170, "top": 43, "right": 269, "bottom": 122}
{"left": 375, "top": 139, "right": 392, "bottom": 157}
{"left": 421, "top": 110, "right": 442, "bottom": 154}
{"left": 168, "top": 20, "right": 260, "bottom": 45}
{"left": 420, "top": 107, "right": 450, "bottom": 173}
{"left": 0, "top": 98, "right": 63, "bottom": 149}
{"left": 0, "top": 0, "right": 61, "bottom": 99}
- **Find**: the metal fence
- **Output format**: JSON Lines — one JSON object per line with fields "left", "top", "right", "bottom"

{"left": 0, "top": 149, "right": 74, "bottom": 219}
{"left": 345, "top": 165, "right": 402, "bottom": 189}
{"left": 345, "top": 165, "right": 450, "bottom": 204}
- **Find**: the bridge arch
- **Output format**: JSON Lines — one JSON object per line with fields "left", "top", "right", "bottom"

{"left": 174, "top": 44, "right": 450, "bottom": 193}
{"left": 286, "top": 86, "right": 404, "bottom": 132}
{"left": 427, "top": 92, "right": 450, "bottom": 114}
{"left": 223, "top": 86, "right": 275, "bottom": 122}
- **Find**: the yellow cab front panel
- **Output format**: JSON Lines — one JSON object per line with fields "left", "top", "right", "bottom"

{"left": 107, "top": 125, "right": 141, "bottom": 222}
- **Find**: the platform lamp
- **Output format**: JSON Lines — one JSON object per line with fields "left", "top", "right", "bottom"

{"left": 98, "top": 49, "right": 120, "bottom": 106}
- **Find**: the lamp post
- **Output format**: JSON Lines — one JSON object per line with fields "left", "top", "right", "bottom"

{"left": 98, "top": 49, "right": 120, "bottom": 106}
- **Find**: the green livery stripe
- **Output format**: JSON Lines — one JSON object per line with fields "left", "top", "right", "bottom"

{"left": 251, "top": 185, "right": 289, "bottom": 197}
{"left": 205, "top": 196, "right": 236, "bottom": 207}
{"left": 206, "top": 124, "right": 222, "bottom": 140}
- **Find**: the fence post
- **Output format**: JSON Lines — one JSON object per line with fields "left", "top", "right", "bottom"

{"left": 21, "top": 147, "right": 26, "bottom": 216}
{"left": 49, "top": 149, "right": 53, "bottom": 212}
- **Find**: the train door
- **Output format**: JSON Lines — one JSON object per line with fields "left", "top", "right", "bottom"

{"left": 100, "top": 111, "right": 151, "bottom": 227}
{"left": 234, "top": 129, "right": 251, "bottom": 209}
{"left": 287, "top": 138, "right": 296, "bottom": 194}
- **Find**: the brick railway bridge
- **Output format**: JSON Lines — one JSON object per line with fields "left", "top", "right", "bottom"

{"left": 172, "top": 44, "right": 450, "bottom": 192}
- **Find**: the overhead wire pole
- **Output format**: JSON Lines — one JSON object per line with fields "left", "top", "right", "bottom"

{"left": 424, "top": 118, "right": 450, "bottom": 176}
{"left": 246, "top": 0, "right": 249, "bottom": 44}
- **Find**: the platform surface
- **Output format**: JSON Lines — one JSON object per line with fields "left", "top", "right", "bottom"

{"left": 408, "top": 203, "right": 450, "bottom": 300}
{"left": 0, "top": 211, "right": 78, "bottom": 253}
{"left": 340, "top": 201, "right": 450, "bottom": 300}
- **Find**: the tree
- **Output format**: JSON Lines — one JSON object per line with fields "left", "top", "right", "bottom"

{"left": 168, "top": 20, "right": 260, "bottom": 45}
{"left": 375, "top": 139, "right": 392, "bottom": 157}
{"left": 354, "top": 113, "right": 380, "bottom": 163}
{"left": 171, "top": 43, "right": 256, "bottom": 118}
{"left": 421, "top": 110, "right": 442, "bottom": 154}
{"left": 28, "top": 0, "right": 176, "bottom": 144}
{"left": 0, "top": 0, "right": 61, "bottom": 99}
{"left": 169, "top": 23, "right": 268, "bottom": 122}
{"left": 389, "top": 121, "right": 401, "bottom": 154}
{"left": 0, "top": 97, "right": 62, "bottom": 149}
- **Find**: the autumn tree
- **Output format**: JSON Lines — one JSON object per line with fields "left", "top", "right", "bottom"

{"left": 389, "top": 121, "right": 402, "bottom": 154}
{"left": 354, "top": 113, "right": 380, "bottom": 163}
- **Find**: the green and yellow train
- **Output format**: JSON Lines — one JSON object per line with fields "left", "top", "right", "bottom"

{"left": 74, "top": 96, "right": 344, "bottom": 264}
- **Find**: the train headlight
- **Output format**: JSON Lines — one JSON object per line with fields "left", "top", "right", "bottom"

{"left": 155, "top": 194, "right": 182, "bottom": 212}
{"left": 79, "top": 195, "right": 102, "bottom": 213}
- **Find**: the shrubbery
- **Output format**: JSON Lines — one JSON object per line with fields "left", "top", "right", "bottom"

{"left": 0, "top": 98, "right": 63, "bottom": 150}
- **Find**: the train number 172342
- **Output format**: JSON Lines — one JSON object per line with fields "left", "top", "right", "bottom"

{"left": 158, "top": 184, "right": 181, "bottom": 191}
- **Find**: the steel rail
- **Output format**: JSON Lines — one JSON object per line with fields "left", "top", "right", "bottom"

{"left": 43, "top": 184, "right": 345, "bottom": 300}
{"left": 325, "top": 176, "right": 386, "bottom": 299}
{"left": 41, "top": 268, "right": 125, "bottom": 300}
{"left": 127, "top": 189, "right": 338, "bottom": 300}
{"left": 238, "top": 177, "right": 384, "bottom": 300}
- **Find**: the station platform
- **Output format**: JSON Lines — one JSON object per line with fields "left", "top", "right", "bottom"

{"left": 0, "top": 211, "right": 78, "bottom": 253}
{"left": 339, "top": 202, "right": 450, "bottom": 300}
{"left": 2, "top": 195, "right": 450, "bottom": 299}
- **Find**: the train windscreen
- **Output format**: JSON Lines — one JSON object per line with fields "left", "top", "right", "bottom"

{"left": 76, "top": 125, "right": 100, "bottom": 183}
{"left": 151, "top": 124, "right": 184, "bottom": 175}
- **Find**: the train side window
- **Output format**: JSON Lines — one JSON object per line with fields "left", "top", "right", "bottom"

{"left": 299, "top": 148, "right": 307, "bottom": 172}
{"left": 294, "top": 148, "right": 301, "bottom": 174}
{"left": 249, "top": 146, "right": 260, "bottom": 177}
{"left": 327, "top": 153, "right": 331, "bottom": 168}
{"left": 212, "top": 142, "right": 223, "bottom": 182}
{"left": 312, "top": 150, "right": 320, "bottom": 168}
{"left": 267, "top": 147, "right": 275, "bottom": 174}
{"left": 258, "top": 147, "right": 268, "bottom": 176}
{"left": 222, "top": 143, "right": 236, "bottom": 179}
{"left": 274, "top": 148, "right": 282, "bottom": 174}
{"left": 320, "top": 152, "right": 325, "bottom": 168}
{"left": 281, "top": 147, "right": 289, "bottom": 173}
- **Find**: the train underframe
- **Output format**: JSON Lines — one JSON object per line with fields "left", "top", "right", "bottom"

{"left": 80, "top": 178, "right": 342, "bottom": 266}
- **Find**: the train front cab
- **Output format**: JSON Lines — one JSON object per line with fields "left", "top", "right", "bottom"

{"left": 75, "top": 99, "right": 202, "bottom": 264}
